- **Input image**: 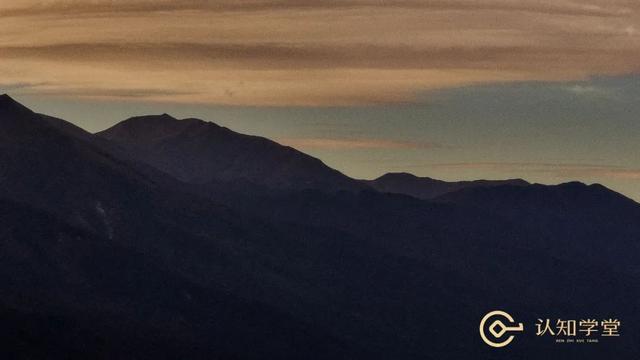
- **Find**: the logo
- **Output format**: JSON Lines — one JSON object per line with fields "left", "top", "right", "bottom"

{"left": 479, "top": 310, "right": 524, "bottom": 348}
{"left": 480, "top": 310, "right": 621, "bottom": 348}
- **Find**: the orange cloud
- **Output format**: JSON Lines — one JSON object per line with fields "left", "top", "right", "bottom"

{"left": 0, "top": 0, "right": 638, "bottom": 105}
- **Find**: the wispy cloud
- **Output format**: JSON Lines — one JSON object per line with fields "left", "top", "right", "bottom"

{"left": 0, "top": 1, "right": 632, "bottom": 18}
{"left": 0, "top": 81, "right": 50, "bottom": 91}
{"left": 0, "top": 0, "right": 639, "bottom": 105}
{"left": 278, "top": 137, "right": 443, "bottom": 150}
{"left": 563, "top": 84, "right": 613, "bottom": 97}
{"left": 3, "top": 43, "right": 638, "bottom": 72}
{"left": 430, "top": 162, "right": 640, "bottom": 180}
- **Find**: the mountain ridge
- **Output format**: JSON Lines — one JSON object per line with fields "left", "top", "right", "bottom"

{"left": 365, "top": 171, "right": 530, "bottom": 199}
{"left": 1, "top": 94, "right": 639, "bottom": 359}
{"left": 97, "top": 113, "right": 368, "bottom": 192}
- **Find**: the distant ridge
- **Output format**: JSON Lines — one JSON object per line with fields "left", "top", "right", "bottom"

{"left": 364, "top": 172, "right": 529, "bottom": 199}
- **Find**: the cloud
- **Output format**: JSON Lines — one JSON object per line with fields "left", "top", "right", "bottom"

{"left": 0, "top": 0, "right": 639, "bottom": 105}
{"left": 277, "top": 137, "right": 443, "bottom": 150}
{"left": 0, "top": 81, "right": 50, "bottom": 91}
{"left": 2, "top": 42, "right": 639, "bottom": 72}
{"left": 430, "top": 162, "right": 640, "bottom": 180}
{"left": 0, "top": 1, "right": 632, "bottom": 17}
{"left": 564, "top": 84, "right": 612, "bottom": 97}
{"left": 31, "top": 87, "right": 199, "bottom": 99}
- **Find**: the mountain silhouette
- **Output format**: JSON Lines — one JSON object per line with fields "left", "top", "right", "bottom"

{"left": 97, "top": 114, "right": 365, "bottom": 192}
{"left": 1, "top": 95, "right": 639, "bottom": 359}
{"left": 0, "top": 95, "right": 360, "bottom": 359}
{"left": 366, "top": 172, "right": 529, "bottom": 199}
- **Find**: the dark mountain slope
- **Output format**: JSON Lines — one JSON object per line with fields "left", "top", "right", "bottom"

{"left": 97, "top": 114, "right": 366, "bottom": 192}
{"left": 0, "top": 198, "right": 358, "bottom": 360}
{"left": 365, "top": 172, "right": 529, "bottom": 199}
{"left": 435, "top": 181, "right": 640, "bottom": 273}
{"left": 92, "top": 101, "right": 640, "bottom": 358}
{"left": 0, "top": 95, "right": 363, "bottom": 359}
{"left": 183, "top": 186, "right": 640, "bottom": 359}
{"left": 1, "top": 95, "right": 639, "bottom": 359}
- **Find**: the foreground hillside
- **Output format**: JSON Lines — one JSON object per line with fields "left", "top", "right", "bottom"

{"left": 1, "top": 95, "right": 638, "bottom": 359}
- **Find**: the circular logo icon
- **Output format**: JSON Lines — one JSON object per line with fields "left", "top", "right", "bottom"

{"left": 479, "top": 310, "right": 524, "bottom": 348}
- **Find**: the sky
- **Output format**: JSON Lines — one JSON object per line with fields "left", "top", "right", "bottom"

{"left": 1, "top": 0, "right": 639, "bottom": 200}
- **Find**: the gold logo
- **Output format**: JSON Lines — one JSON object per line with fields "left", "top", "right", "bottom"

{"left": 479, "top": 310, "right": 524, "bottom": 348}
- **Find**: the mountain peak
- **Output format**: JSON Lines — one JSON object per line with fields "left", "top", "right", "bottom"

{"left": 98, "top": 115, "right": 365, "bottom": 191}
{"left": 379, "top": 172, "right": 416, "bottom": 179}
{"left": 98, "top": 114, "right": 213, "bottom": 145}
{"left": 377, "top": 172, "right": 434, "bottom": 181}
{"left": 0, "top": 94, "right": 31, "bottom": 114}
{"left": 0, "top": 93, "right": 14, "bottom": 103}
{"left": 0, "top": 94, "right": 44, "bottom": 138}
{"left": 131, "top": 113, "right": 177, "bottom": 123}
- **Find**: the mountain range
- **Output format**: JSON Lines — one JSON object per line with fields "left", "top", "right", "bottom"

{"left": 365, "top": 172, "right": 529, "bottom": 199}
{"left": 0, "top": 94, "right": 638, "bottom": 359}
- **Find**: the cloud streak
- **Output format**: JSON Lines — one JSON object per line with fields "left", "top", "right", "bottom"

{"left": 278, "top": 137, "right": 443, "bottom": 150}
{"left": 2, "top": 42, "right": 639, "bottom": 72}
{"left": 430, "top": 162, "right": 640, "bottom": 180}
{"left": 0, "top": 0, "right": 638, "bottom": 105}
{"left": 0, "top": 1, "right": 632, "bottom": 18}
